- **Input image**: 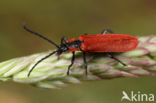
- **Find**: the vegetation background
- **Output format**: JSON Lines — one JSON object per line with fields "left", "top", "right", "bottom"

{"left": 0, "top": 0, "right": 156, "bottom": 103}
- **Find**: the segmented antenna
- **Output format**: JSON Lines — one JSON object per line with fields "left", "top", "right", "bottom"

{"left": 27, "top": 50, "right": 57, "bottom": 77}
{"left": 23, "top": 24, "right": 59, "bottom": 48}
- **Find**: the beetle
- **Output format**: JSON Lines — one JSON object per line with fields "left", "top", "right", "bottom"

{"left": 23, "top": 25, "right": 139, "bottom": 77}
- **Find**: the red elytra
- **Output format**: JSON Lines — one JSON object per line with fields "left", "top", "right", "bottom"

{"left": 67, "top": 34, "right": 139, "bottom": 52}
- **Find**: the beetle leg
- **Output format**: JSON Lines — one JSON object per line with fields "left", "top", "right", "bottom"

{"left": 78, "top": 46, "right": 88, "bottom": 75}
{"left": 106, "top": 53, "right": 127, "bottom": 66}
{"left": 101, "top": 29, "right": 114, "bottom": 34}
{"left": 83, "top": 52, "right": 88, "bottom": 75}
{"left": 58, "top": 37, "right": 67, "bottom": 60}
{"left": 67, "top": 52, "right": 75, "bottom": 75}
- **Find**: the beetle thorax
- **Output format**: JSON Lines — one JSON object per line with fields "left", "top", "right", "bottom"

{"left": 57, "top": 40, "right": 83, "bottom": 54}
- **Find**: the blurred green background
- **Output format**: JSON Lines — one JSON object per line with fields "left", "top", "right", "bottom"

{"left": 0, "top": 0, "right": 156, "bottom": 103}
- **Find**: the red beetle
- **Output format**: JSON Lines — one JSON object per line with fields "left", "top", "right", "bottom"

{"left": 24, "top": 25, "right": 139, "bottom": 77}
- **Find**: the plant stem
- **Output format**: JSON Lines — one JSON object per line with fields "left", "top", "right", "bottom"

{"left": 0, "top": 35, "right": 156, "bottom": 89}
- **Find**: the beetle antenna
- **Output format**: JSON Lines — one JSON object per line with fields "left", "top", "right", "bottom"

{"left": 27, "top": 50, "right": 58, "bottom": 77}
{"left": 23, "top": 24, "right": 60, "bottom": 48}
